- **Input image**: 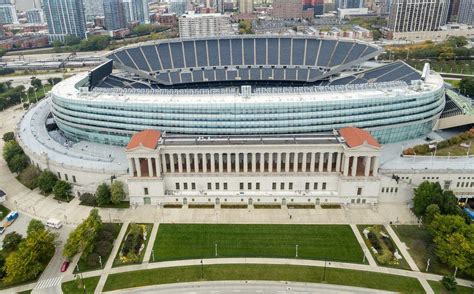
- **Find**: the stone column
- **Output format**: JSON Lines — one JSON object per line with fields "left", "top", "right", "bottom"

{"left": 135, "top": 157, "right": 142, "bottom": 177}
{"left": 293, "top": 153, "right": 298, "bottom": 172}
{"left": 169, "top": 154, "right": 175, "bottom": 173}
{"left": 318, "top": 152, "right": 324, "bottom": 172}
{"left": 203, "top": 153, "right": 208, "bottom": 173}
{"left": 211, "top": 153, "right": 215, "bottom": 173}
{"left": 302, "top": 153, "right": 307, "bottom": 172}
{"left": 268, "top": 153, "right": 273, "bottom": 172}
{"left": 243, "top": 153, "right": 248, "bottom": 173}
{"left": 156, "top": 155, "right": 162, "bottom": 176}
{"left": 252, "top": 153, "right": 256, "bottom": 172}
{"left": 335, "top": 152, "right": 341, "bottom": 173}
{"left": 128, "top": 158, "right": 134, "bottom": 176}
{"left": 276, "top": 153, "right": 281, "bottom": 172}
{"left": 327, "top": 153, "right": 333, "bottom": 173}
{"left": 364, "top": 156, "right": 371, "bottom": 177}
{"left": 236, "top": 153, "right": 240, "bottom": 172}
{"left": 310, "top": 153, "right": 316, "bottom": 172}
{"left": 284, "top": 153, "right": 290, "bottom": 172}
{"left": 343, "top": 155, "right": 349, "bottom": 176}
{"left": 351, "top": 156, "right": 358, "bottom": 177}
{"left": 194, "top": 153, "right": 200, "bottom": 172}
{"left": 372, "top": 156, "right": 380, "bottom": 177}
{"left": 219, "top": 153, "right": 223, "bottom": 173}
{"left": 161, "top": 154, "right": 167, "bottom": 173}
{"left": 177, "top": 153, "right": 183, "bottom": 173}
{"left": 227, "top": 153, "right": 232, "bottom": 173}
{"left": 260, "top": 153, "right": 265, "bottom": 172}
{"left": 185, "top": 153, "right": 191, "bottom": 173}
{"left": 148, "top": 157, "right": 154, "bottom": 177}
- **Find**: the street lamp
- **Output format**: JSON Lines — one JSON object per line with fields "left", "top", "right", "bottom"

{"left": 200, "top": 259, "right": 204, "bottom": 280}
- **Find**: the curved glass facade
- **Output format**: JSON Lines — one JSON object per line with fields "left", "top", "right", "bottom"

{"left": 51, "top": 81, "right": 445, "bottom": 146}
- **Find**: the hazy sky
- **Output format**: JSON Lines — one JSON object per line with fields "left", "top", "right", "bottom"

{"left": 15, "top": 0, "right": 42, "bottom": 12}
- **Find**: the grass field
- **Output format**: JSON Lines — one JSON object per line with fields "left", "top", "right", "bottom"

{"left": 103, "top": 264, "right": 424, "bottom": 293}
{"left": 428, "top": 281, "right": 473, "bottom": 294}
{"left": 151, "top": 224, "right": 364, "bottom": 263}
{"left": 62, "top": 276, "right": 100, "bottom": 294}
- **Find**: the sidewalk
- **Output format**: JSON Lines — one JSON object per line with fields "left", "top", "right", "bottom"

{"left": 350, "top": 224, "right": 377, "bottom": 267}
{"left": 143, "top": 223, "right": 160, "bottom": 263}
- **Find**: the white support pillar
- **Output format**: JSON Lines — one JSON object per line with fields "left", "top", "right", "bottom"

{"left": 364, "top": 156, "right": 371, "bottom": 177}
{"left": 219, "top": 153, "right": 223, "bottom": 173}
{"left": 327, "top": 153, "right": 333, "bottom": 173}
{"left": 135, "top": 157, "right": 142, "bottom": 177}
{"left": 318, "top": 152, "right": 324, "bottom": 172}
{"left": 203, "top": 153, "right": 208, "bottom": 173}
{"left": 293, "top": 153, "right": 298, "bottom": 172}
{"left": 243, "top": 153, "right": 248, "bottom": 173}
{"left": 227, "top": 153, "right": 232, "bottom": 173}
{"left": 310, "top": 153, "right": 316, "bottom": 172}
{"left": 185, "top": 153, "right": 191, "bottom": 173}
{"left": 169, "top": 154, "right": 175, "bottom": 173}
{"left": 161, "top": 154, "right": 167, "bottom": 173}
{"left": 351, "top": 156, "right": 358, "bottom": 177}
{"left": 372, "top": 156, "right": 380, "bottom": 177}
{"left": 260, "top": 153, "right": 265, "bottom": 172}
{"left": 335, "top": 152, "right": 341, "bottom": 173}
{"left": 284, "top": 153, "right": 290, "bottom": 172}
{"left": 343, "top": 155, "right": 349, "bottom": 176}
{"left": 211, "top": 153, "right": 215, "bottom": 173}
{"left": 276, "top": 153, "right": 281, "bottom": 172}
{"left": 128, "top": 158, "right": 134, "bottom": 176}
{"left": 148, "top": 157, "right": 154, "bottom": 177}
{"left": 156, "top": 155, "right": 162, "bottom": 176}
{"left": 252, "top": 153, "right": 256, "bottom": 172}
{"left": 302, "top": 153, "right": 307, "bottom": 172}
{"left": 268, "top": 153, "right": 273, "bottom": 172}
{"left": 194, "top": 153, "right": 200, "bottom": 172}
{"left": 177, "top": 153, "right": 183, "bottom": 173}
{"left": 236, "top": 153, "right": 240, "bottom": 172}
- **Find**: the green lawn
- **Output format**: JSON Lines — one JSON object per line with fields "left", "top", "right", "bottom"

{"left": 0, "top": 204, "right": 10, "bottom": 220}
{"left": 152, "top": 224, "right": 364, "bottom": 263}
{"left": 436, "top": 138, "right": 474, "bottom": 157}
{"left": 407, "top": 59, "right": 474, "bottom": 75}
{"left": 357, "top": 225, "right": 411, "bottom": 270}
{"left": 444, "top": 79, "right": 461, "bottom": 88}
{"left": 428, "top": 281, "right": 473, "bottom": 294}
{"left": 113, "top": 223, "right": 153, "bottom": 267}
{"left": 103, "top": 264, "right": 424, "bottom": 293}
{"left": 61, "top": 276, "right": 100, "bottom": 294}
{"left": 392, "top": 225, "right": 472, "bottom": 279}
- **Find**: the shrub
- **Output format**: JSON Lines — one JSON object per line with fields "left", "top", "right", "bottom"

{"left": 441, "top": 275, "right": 457, "bottom": 291}
{"left": 86, "top": 253, "right": 100, "bottom": 267}
{"left": 37, "top": 171, "right": 58, "bottom": 194}
{"left": 80, "top": 192, "right": 96, "bottom": 206}
{"left": 8, "top": 153, "right": 29, "bottom": 173}
{"left": 110, "top": 181, "right": 125, "bottom": 204}
{"left": 96, "top": 183, "right": 111, "bottom": 206}
{"left": 413, "top": 144, "right": 430, "bottom": 155}
{"left": 53, "top": 180, "right": 72, "bottom": 201}
{"left": 96, "top": 230, "right": 114, "bottom": 244}
{"left": 17, "top": 165, "right": 41, "bottom": 189}
{"left": 403, "top": 148, "right": 415, "bottom": 155}
{"left": 382, "top": 236, "right": 395, "bottom": 253}
{"left": 122, "top": 224, "right": 143, "bottom": 256}
{"left": 95, "top": 240, "right": 112, "bottom": 257}
{"left": 437, "top": 140, "right": 449, "bottom": 149}
{"left": 101, "top": 223, "right": 119, "bottom": 236}
{"left": 2, "top": 140, "right": 23, "bottom": 163}
{"left": 2, "top": 132, "right": 14, "bottom": 142}
{"left": 368, "top": 231, "right": 381, "bottom": 250}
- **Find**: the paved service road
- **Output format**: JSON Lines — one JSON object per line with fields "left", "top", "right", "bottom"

{"left": 108, "top": 281, "right": 396, "bottom": 294}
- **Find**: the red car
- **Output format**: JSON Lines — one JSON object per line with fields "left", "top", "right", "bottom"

{"left": 60, "top": 261, "right": 70, "bottom": 272}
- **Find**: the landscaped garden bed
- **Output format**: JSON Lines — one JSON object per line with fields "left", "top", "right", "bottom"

{"left": 358, "top": 225, "right": 410, "bottom": 269}
{"left": 221, "top": 204, "right": 248, "bottom": 209}
{"left": 253, "top": 204, "right": 281, "bottom": 209}
{"left": 321, "top": 204, "right": 341, "bottom": 209}
{"left": 113, "top": 223, "right": 153, "bottom": 267}
{"left": 288, "top": 204, "right": 315, "bottom": 209}
{"left": 188, "top": 204, "right": 215, "bottom": 209}
{"left": 163, "top": 204, "right": 182, "bottom": 208}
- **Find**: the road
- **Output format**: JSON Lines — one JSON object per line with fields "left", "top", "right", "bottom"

{"left": 0, "top": 70, "right": 87, "bottom": 88}
{"left": 109, "top": 281, "right": 395, "bottom": 294}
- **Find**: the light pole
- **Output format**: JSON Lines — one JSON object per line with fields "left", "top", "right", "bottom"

{"left": 215, "top": 243, "right": 218, "bottom": 257}
{"left": 151, "top": 249, "right": 155, "bottom": 262}
{"left": 99, "top": 255, "right": 102, "bottom": 269}
{"left": 425, "top": 258, "right": 430, "bottom": 272}
{"left": 295, "top": 245, "right": 298, "bottom": 258}
{"left": 200, "top": 259, "right": 204, "bottom": 280}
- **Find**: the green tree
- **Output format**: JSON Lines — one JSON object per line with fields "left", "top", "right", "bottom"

{"left": 47, "top": 77, "right": 62, "bottom": 85}
{"left": 0, "top": 48, "right": 6, "bottom": 58}
{"left": 413, "top": 181, "right": 443, "bottom": 217}
{"left": 30, "top": 77, "right": 42, "bottom": 90}
{"left": 441, "top": 275, "right": 457, "bottom": 291}
{"left": 8, "top": 153, "right": 29, "bottom": 173}
{"left": 459, "top": 78, "right": 474, "bottom": 97}
{"left": 64, "top": 35, "right": 81, "bottom": 46}
{"left": 424, "top": 204, "right": 441, "bottom": 225}
{"left": 52, "top": 40, "right": 63, "bottom": 53}
{"left": 37, "top": 170, "right": 58, "bottom": 194}
{"left": 95, "top": 183, "right": 111, "bottom": 206}
{"left": 63, "top": 209, "right": 102, "bottom": 259}
{"left": 2, "top": 131, "right": 14, "bottom": 142}
{"left": 53, "top": 180, "right": 72, "bottom": 201}
{"left": 27, "top": 219, "right": 45, "bottom": 236}
{"left": 110, "top": 181, "right": 125, "bottom": 204}
{"left": 2, "top": 140, "right": 23, "bottom": 163}
{"left": 2, "top": 232, "right": 23, "bottom": 252}
{"left": 79, "top": 35, "right": 111, "bottom": 51}
{"left": 4, "top": 229, "right": 58, "bottom": 283}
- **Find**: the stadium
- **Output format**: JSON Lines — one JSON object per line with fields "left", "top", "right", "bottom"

{"left": 49, "top": 35, "right": 445, "bottom": 146}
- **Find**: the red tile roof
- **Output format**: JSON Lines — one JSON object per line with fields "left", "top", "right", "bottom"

{"left": 339, "top": 127, "right": 380, "bottom": 148}
{"left": 126, "top": 130, "right": 161, "bottom": 150}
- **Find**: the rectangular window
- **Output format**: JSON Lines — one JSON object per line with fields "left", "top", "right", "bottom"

{"left": 248, "top": 183, "right": 252, "bottom": 190}
{"left": 192, "top": 182, "right": 196, "bottom": 190}
{"left": 208, "top": 182, "right": 212, "bottom": 190}
{"left": 289, "top": 182, "right": 293, "bottom": 190}
{"left": 57, "top": 172, "right": 61, "bottom": 179}
{"left": 390, "top": 187, "right": 394, "bottom": 193}
{"left": 224, "top": 182, "right": 228, "bottom": 190}
{"left": 183, "top": 183, "right": 188, "bottom": 190}
{"left": 381, "top": 187, "right": 385, "bottom": 193}
{"left": 395, "top": 187, "right": 398, "bottom": 193}
{"left": 305, "top": 182, "right": 310, "bottom": 190}
{"left": 444, "top": 181, "right": 451, "bottom": 190}
{"left": 144, "top": 188, "right": 149, "bottom": 195}
{"left": 322, "top": 182, "right": 326, "bottom": 190}
{"left": 72, "top": 175, "right": 76, "bottom": 183}
{"left": 240, "top": 182, "right": 244, "bottom": 190}
{"left": 256, "top": 183, "right": 260, "bottom": 190}
{"left": 175, "top": 183, "right": 180, "bottom": 190}
{"left": 357, "top": 187, "right": 362, "bottom": 195}
{"left": 272, "top": 182, "right": 276, "bottom": 190}
{"left": 461, "top": 182, "right": 465, "bottom": 188}
{"left": 216, "top": 183, "right": 220, "bottom": 190}
{"left": 314, "top": 182, "right": 318, "bottom": 190}
{"left": 457, "top": 182, "right": 460, "bottom": 187}
{"left": 65, "top": 174, "right": 68, "bottom": 181}
{"left": 471, "top": 182, "right": 474, "bottom": 187}
{"left": 280, "top": 182, "right": 285, "bottom": 190}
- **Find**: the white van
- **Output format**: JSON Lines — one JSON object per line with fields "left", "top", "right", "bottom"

{"left": 46, "top": 219, "right": 62, "bottom": 229}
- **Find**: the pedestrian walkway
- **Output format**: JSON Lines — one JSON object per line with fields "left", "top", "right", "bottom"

{"left": 350, "top": 224, "right": 377, "bottom": 266}
{"left": 34, "top": 276, "right": 62, "bottom": 290}
{"left": 143, "top": 223, "right": 160, "bottom": 263}
{"left": 94, "top": 221, "right": 129, "bottom": 294}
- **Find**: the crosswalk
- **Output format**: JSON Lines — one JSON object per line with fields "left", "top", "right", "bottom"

{"left": 35, "top": 276, "right": 63, "bottom": 290}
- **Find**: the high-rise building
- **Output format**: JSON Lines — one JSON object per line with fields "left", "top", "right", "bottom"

{"left": 103, "top": 0, "right": 127, "bottom": 30}
{"left": 179, "top": 12, "right": 232, "bottom": 37}
{"left": 42, "top": 0, "right": 87, "bottom": 41}
{"left": 458, "top": 0, "right": 473, "bottom": 25}
{"left": 272, "top": 0, "right": 302, "bottom": 18}
{"left": 239, "top": 0, "right": 253, "bottom": 14}
{"left": 302, "top": 0, "right": 325, "bottom": 15}
{"left": 122, "top": 0, "right": 149, "bottom": 24}
{"left": 14, "top": 0, "right": 42, "bottom": 12}
{"left": 169, "top": 0, "right": 187, "bottom": 16}
{"left": 338, "top": 0, "right": 363, "bottom": 8}
{"left": 0, "top": 0, "right": 18, "bottom": 24}
{"left": 26, "top": 8, "right": 45, "bottom": 23}
{"left": 84, "top": 0, "right": 104, "bottom": 23}
{"left": 447, "top": 0, "right": 460, "bottom": 22}
{"left": 388, "top": 0, "right": 449, "bottom": 32}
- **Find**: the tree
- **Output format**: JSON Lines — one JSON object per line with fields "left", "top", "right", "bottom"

{"left": 64, "top": 35, "right": 81, "bottom": 46}
{"left": 413, "top": 181, "right": 443, "bottom": 217}
{"left": 0, "top": 48, "right": 6, "bottom": 58}
{"left": 2, "top": 131, "right": 14, "bottom": 142}
{"left": 4, "top": 229, "right": 58, "bottom": 283}
{"left": 47, "top": 77, "right": 62, "bottom": 85}
{"left": 53, "top": 180, "right": 72, "bottom": 201}
{"left": 424, "top": 204, "right": 440, "bottom": 225}
{"left": 79, "top": 192, "right": 96, "bottom": 206}
{"left": 8, "top": 153, "right": 29, "bottom": 173}
{"left": 79, "top": 35, "right": 111, "bottom": 51}
{"left": 95, "top": 183, "right": 111, "bottom": 206}
{"left": 441, "top": 275, "right": 457, "bottom": 291}
{"left": 2, "top": 232, "right": 23, "bottom": 252}
{"left": 30, "top": 77, "right": 42, "bottom": 90}
{"left": 459, "top": 78, "right": 474, "bottom": 97}
{"left": 2, "top": 140, "right": 23, "bottom": 163}
{"left": 37, "top": 171, "right": 58, "bottom": 194}
{"left": 110, "top": 181, "right": 125, "bottom": 204}
{"left": 27, "top": 219, "right": 45, "bottom": 236}
{"left": 52, "top": 40, "right": 63, "bottom": 53}
{"left": 63, "top": 209, "right": 102, "bottom": 259}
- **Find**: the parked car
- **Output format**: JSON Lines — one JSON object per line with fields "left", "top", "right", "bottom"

{"left": 0, "top": 227, "right": 4, "bottom": 234}
{"left": 60, "top": 261, "right": 70, "bottom": 272}
{"left": 0, "top": 190, "right": 5, "bottom": 202}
